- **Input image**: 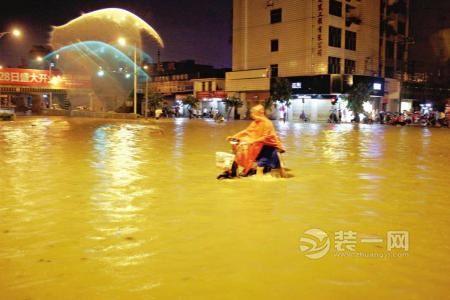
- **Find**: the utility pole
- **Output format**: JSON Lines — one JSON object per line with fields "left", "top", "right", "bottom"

{"left": 48, "top": 62, "right": 54, "bottom": 108}
{"left": 398, "top": 36, "right": 414, "bottom": 113}
{"left": 144, "top": 78, "right": 149, "bottom": 118}
{"left": 133, "top": 44, "right": 137, "bottom": 115}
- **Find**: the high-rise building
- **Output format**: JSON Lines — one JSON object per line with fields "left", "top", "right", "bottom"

{"left": 405, "top": 0, "right": 450, "bottom": 111}
{"left": 379, "top": 0, "right": 412, "bottom": 112}
{"left": 226, "top": 0, "right": 389, "bottom": 121}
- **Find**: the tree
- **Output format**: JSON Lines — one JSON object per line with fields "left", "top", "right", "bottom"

{"left": 147, "top": 91, "right": 164, "bottom": 117}
{"left": 271, "top": 77, "right": 292, "bottom": 106}
{"left": 222, "top": 96, "right": 243, "bottom": 120}
{"left": 263, "top": 97, "right": 274, "bottom": 111}
{"left": 182, "top": 95, "right": 199, "bottom": 109}
{"left": 266, "top": 77, "right": 292, "bottom": 120}
{"left": 343, "top": 82, "right": 372, "bottom": 123}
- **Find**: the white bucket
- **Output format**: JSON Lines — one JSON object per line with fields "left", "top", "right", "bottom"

{"left": 215, "top": 152, "right": 235, "bottom": 169}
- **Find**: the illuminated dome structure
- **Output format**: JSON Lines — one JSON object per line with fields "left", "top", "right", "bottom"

{"left": 48, "top": 8, "right": 163, "bottom": 113}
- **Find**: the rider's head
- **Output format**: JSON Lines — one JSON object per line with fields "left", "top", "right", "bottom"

{"left": 250, "top": 104, "right": 265, "bottom": 119}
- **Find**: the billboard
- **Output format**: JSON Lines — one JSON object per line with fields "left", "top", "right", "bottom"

{"left": 0, "top": 68, "right": 91, "bottom": 89}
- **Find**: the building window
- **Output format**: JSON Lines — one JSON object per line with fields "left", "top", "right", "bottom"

{"left": 330, "top": 0, "right": 342, "bottom": 17}
{"left": 345, "top": 30, "right": 357, "bottom": 50}
{"left": 329, "top": 26, "right": 342, "bottom": 48}
{"left": 270, "top": 64, "right": 279, "bottom": 77}
{"left": 270, "top": 8, "right": 282, "bottom": 24}
{"left": 397, "top": 44, "right": 405, "bottom": 61}
{"left": 328, "top": 57, "right": 341, "bottom": 74}
{"left": 344, "top": 59, "right": 356, "bottom": 74}
{"left": 385, "top": 66, "right": 394, "bottom": 78}
{"left": 397, "top": 21, "right": 406, "bottom": 35}
{"left": 386, "top": 41, "right": 394, "bottom": 59}
{"left": 345, "top": 4, "right": 355, "bottom": 14}
{"left": 271, "top": 39, "right": 279, "bottom": 52}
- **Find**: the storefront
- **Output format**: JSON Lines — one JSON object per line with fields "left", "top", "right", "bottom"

{"left": 283, "top": 75, "right": 384, "bottom": 122}
{"left": 0, "top": 68, "right": 94, "bottom": 114}
{"left": 0, "top": 68, "right": 68, "bottom": 113}
{"left": 196, "top": 91, "right": 227, "bottom": 117}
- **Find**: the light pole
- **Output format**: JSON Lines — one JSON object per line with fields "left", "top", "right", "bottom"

{"left": 133, "top": 46, "right": 137, "bottom": 115}
{"left": 398, "top": 36, "right": 414, "bottom": 113}
{"left": 118, "top": 37, "right": 138, "bottom": 115}
{"left": 143, "top": 64, "right": 149, "bottom": 118}
{"left": 0, "top": 29, "right": 21, "bottom": 40}
{"left": 48, "top": 62, "right": 55, "bottom": 108}
{"left": 1, "top": 29, "right": 22, "bottom": 68}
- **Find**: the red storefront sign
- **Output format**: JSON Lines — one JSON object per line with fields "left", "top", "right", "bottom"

{"left": 197, "top": 91, "right": 227, "bottom": 100}
{"left": 0, "top": 68, "right": 91, "bottom": 89}
{"left": 0, "top": 68, "right": 54, "bottom": 87}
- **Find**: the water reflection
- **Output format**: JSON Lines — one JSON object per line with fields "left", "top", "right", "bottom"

{"left": 0, "top": 118, "right": 449, "bottom": 299}
{"left": 89, "top": 124, "right": 154, "bottom": 270}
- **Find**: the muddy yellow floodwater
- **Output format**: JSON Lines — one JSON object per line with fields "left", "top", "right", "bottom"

{"left": 0, "top": 117, "right": 449, "bottom": 299}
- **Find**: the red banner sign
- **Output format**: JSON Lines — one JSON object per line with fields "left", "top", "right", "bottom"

{"left": 197, "top": 91, "right": 227, "bottom": 100}
{"left": 0, "top": 68, "right": 91, "bottom": 89}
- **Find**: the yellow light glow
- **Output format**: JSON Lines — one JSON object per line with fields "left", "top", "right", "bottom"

{"left": 12, "top": 29, "right": 21, "bottom": 37}
{"left": 363, "top": 101, "right": 373, "bottom": 113}
{"left": 50, "top": 75, "right": 62, "bottom": 85}
{"left": 36, "top": 56, "right": 43, "bottom": 62}
{"left": 118, "top": 37, "right": 126, "bottom": 46}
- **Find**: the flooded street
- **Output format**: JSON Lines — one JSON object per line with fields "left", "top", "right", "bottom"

{"left": 0, "top": 117, "right": 449, "bottom": 299}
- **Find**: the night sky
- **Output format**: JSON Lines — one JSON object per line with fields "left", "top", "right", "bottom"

{"left": 0, "top": 0, "right": 232, "bottom": 68}
{"left": 409, "top": 0, "right": 450, "bottom": 73}
{"left": 0, "top": 0, "right": 448, "bottom": 72}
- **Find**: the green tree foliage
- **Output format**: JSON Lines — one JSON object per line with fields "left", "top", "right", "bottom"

{"left": 222, "top": 96, "right": 243, "bottom": 119}
{"left": 271, "top": 77, "right": 292, "bottom": 106}
{"left": 147, "top": 91, "right": 164, "bottom": 115}
{"left": 344, "top": 82, "right": 372, "bottom": 122}
{"left": 182, "top": 95, "right": 199, "bottom": 109}
{"left": 263, "top": 97, "right": 274, "bottom": 111}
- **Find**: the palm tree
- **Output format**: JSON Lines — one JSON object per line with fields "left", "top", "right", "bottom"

{"left": 182, "top": 95, "right": 199, "bottom": 118}
{"left": 271, "top": 77, "right": 292, "bottom": 106}
{"left": 343, "top": 82, "right": 372, "bottom": 123}
{"left": 223, "top": 96, "right": 243, "bottom": 120}
{"left": 182, "top": 95, "right": 199, "bottom": 109}
{"left": 147, "top": 91, "right": 164, "bottom": 117}
{"left": 268, "top": 77, "right": 292, "bottom": 119}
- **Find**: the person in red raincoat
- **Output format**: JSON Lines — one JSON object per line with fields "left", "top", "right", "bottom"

{"left": 226, "top": 104, "right": 285, "bottom": 176}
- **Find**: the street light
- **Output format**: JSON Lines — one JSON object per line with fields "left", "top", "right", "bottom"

{"left": 118, "top": 37, "right": 126, "bottom": 47}
{"left": 48, "top": 62, "right": 56, "bottom": 108}
{"left": 49, "top": 62, "right": 55, "bottom": 77}
{"left": 398, "top": 36, "right": 415, "bottom": 113}
{"left": 0, "top": 28, "right": 22, "bottom": 39}
{"left": 97, "top": 69, "right": 105, "bottom": 77}
{"left": 117, "top": 37, "right": 138, "bottom": 115}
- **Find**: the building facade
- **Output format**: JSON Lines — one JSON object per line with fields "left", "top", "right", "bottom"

{"left": 0, "top": 67, "right": 86, "bottom": 113}
{"left": 228, "top": 0, "right": 387, "bottom": 121}
{"left": 147, "top": 60, "right": 229, "bottom": 116}
{"left": 379, "top": 0, "right": 412, "bottom": 112}
{"left": 403, "top": 0, "right": 450, "bottom": 112}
